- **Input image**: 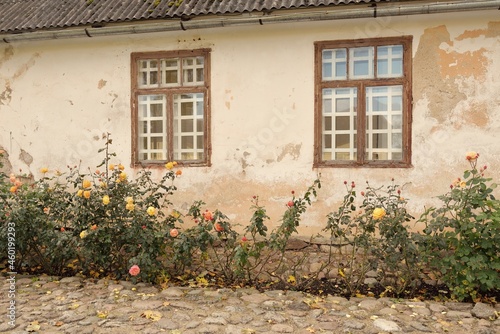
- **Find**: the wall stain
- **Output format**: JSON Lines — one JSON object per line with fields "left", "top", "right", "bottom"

{"left": 98, "top": 79, "right": 107, "bottom": 89}
{"left": 0, "top": 81, "right": 12, "bottom": 105}
{"left": 13, "top": 53, "right": 39, "bottom": 79}
{"left": 0, "top": 45, "right": 14, "bottom": 68}
{"left": 19, "top": 149, "right": 33, "bottom": 166}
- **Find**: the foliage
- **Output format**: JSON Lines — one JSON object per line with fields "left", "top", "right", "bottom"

{"left": 416, "top": 155, "right": 500, "bottom": 301}
{"left": 323, "top": 180, "right": 418, "bottom": 296}
{"left": 1, "top": 145, "right": 499, "bottom": 302}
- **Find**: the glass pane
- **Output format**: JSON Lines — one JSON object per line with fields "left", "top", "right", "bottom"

{"left": 373, "top": 96, "right": 388, "bottom": 112}
{"left": 151, "top": 137, "right": 163, "bottom": 149}
{"left": 151, "top": 121, "right": 163, "bottom": 133}
{"left": 142, "top": 137, "right": 148, "bottom": 150}
{"left": 181, "top": 102, "right": 193, "bottom": 116}
{"left": 197, "top": 119, "right": 204, "bottom": 131}
{"left": 353, "top": 60, "right": 369, "bottom": 76}
{"left": 335, "top": 152, "right": 351, "bottom": 160}
{"left": 150, "top": 104, "right": 163, "bottom": 117}
{"left": 324, "top": 116, "right": 332, "bottom": 131}
{"left": 372, "top": 116, "right": 388, "bottom": 130}
{"left": 196, "top": 68, "right": 204, "bottom": 82}
{"left": 184, "top": 69, "right": 193, "bottom": 83}
{"left": 165, "top": 70, "right": 178, "bottom": 84}
{"left": 197, "top": 136, "right": 204, "bottom": 149}
{"left": 391, "top": 115, "right": 402, "bottom": 129}
{"left": 181, "top": 119, "right": 193, "bottom": 132}
{"left": 392, "top": 152, "right": 403, "bottom": 160}
{"left": 322, "top": 152, "right": 332, "bottom": 160}
{"left": 324, "top": 134, "right": 332, "bottom": 149}
{"left": 323, "top": 62, "right": 332, "bottom": 78}
{"left": 181, "top": 136, "right": 193, "bottom": 149}
{"left": 377, "top": 59, "right": 388, "bottom": 76}
{"left": 335, "top": 134, "right": 350, "bottom": 148}
{"left": 335, "top": 116, "right": 350, "bottom": 131}
{"left": 372, "top": 133, "right": 388, "bottom": 149}
{"left": 392, "top": 133, "right": 402, "bottom": 149}
{"left": 336, "top": 98, "right": 350, "bottom": 113}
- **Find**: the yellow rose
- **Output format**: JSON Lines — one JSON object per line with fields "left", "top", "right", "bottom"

{"left": 80, "top": 230, "right": 88, "bottom": 239}
{"left": 83, "top": 190, "right": 91, "bottom": 199}
{"left": 171, "top": 210, "right": 180, "bottom": 219}
{"left": 100, "top": 181, "right": 107, "bottom": 188}
{"left": 77, "top": 189, "right": 83, "bottom": 197}
{"left": 165, "top": 162, "right": 174, "bottom": 170}
{"left": 102, "top": 195, "right": 110, "bottom": 205}
{"left": 125, "top": 196, "right": 133, "bottom": 204}
{"left": 109, "top": 164, "right": 115, "bottom": 170}
{"left": 40, "top": 167, "right": 49, "bottom": 174}
{"left": 82, "top": 179, "right": 91, "bottom": 189}
{"left": 118, "top": 164, "right": 125, "bottom": 170}
{"left": 147, "top": 206, "right": 156, "bottom": 216}
{"left": 372, "top": 208, "right": 386, "bottom": 220}
{"left": 466, "top": 151, "right": 479, "bottom": 161}
{"left": 119, "top": 172, "right": 127, "bottom": 181}
{"left": 459, "top": 181, "right": 467, "bottom": 188}
{"left": 126, "top": 202, "right": 135, "bottom": 211}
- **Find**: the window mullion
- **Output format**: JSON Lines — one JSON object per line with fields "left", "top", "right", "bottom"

{"left": 357, "top": 83, "right": 366, "bottom": 165}
{"left": 166, "top": 92, "right": 174, "bottom": 162}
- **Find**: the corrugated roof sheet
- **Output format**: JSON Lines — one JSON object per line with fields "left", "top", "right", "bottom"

{"left": 0, "top": 0, "right": 390, "bottom": 34}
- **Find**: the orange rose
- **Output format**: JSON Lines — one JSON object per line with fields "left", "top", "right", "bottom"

{"left": 129, "top": 265, "right": 140, "bottom": 276}
{"left": 170, "top": 228, "right": 179, "bottom": 238}
{"left": 214, "top": 222, "right": 224, "bottom": 232}
{"left": 83, "top": 190, "right": 91, "bottom": 199}
{"left": 203, "top": 210, "right": 213, "bottom": 221}
{"left": 82, "top": 179, "right": 91, "bottom": 189}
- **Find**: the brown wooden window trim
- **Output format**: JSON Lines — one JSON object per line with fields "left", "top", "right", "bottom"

{"left": 314, "top": 36, "right": 413, "bottom": 168}
{"left": 130, "top": 49, "right": 212, "bottom": 168}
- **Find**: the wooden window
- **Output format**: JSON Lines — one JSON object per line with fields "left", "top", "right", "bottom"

{"left": 314, "top": 37, "right": 412, "bottom": 167}
{"left": 131, "top": 49, "right": 211, "bottom": 166}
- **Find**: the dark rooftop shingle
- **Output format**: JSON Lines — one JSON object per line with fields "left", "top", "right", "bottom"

{"left": 0, "top": 0, "right": 389, "bottom": 34}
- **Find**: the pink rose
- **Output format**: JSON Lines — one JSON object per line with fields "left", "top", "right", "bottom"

{"left": 129, "top": 265, "right": 140, "bottom": 276}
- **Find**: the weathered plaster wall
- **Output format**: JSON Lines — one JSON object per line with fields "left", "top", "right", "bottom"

{"left": 0, "top": 10, "right": 499, "bottom": 235}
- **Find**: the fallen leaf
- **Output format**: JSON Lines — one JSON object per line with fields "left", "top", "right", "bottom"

{"left": 141, "top": 310, "right": 162, "bottom": 321}
{"left": 55, "top": 321, "right": 64, "bottom": 327}
{"left": 26, "top": 321, "right": 41, "bottom": 332}
{"left": 96, "top": 310, "right": 108, "bottom": 319}
{"left": 163, "top": 301, "right": 170, "bottom": 306}
{"left": 68, "top": 303, "right": 79, "bottom": 310}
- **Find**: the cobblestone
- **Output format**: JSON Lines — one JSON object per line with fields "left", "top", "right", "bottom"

{"left": 1, "top": 275, "right": 499, "bottom": 333}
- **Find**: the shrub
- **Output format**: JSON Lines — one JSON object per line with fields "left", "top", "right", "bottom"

{"left": 416, "top": 152, "right": 500, "bottom": 301}
{"left": 323, "top": 180, "right": 419, "bottom": 297}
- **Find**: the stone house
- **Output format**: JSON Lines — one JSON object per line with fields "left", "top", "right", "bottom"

{"left": 1, "top": 0, "right": 499, "bottom": 234}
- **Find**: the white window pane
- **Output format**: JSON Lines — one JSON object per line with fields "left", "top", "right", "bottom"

{"left": 366, "top": 85, "right": 403, "bottom": 161}
{"left": 322, "top": 87, "right": 357, "bottom": 161}
{"left": 138, "top": 94, "right": 167, "bottom": 161}
{"left": 350, "top": 47, "right": 374, "bottom": 79}
{"left": 182, "top": 57, "right": 204, "bottom": 85}
{"left": 323, "top": 48, "right": 347, "bottom": 80}
{"left": 377, "top": 45, "right": 403, "bottom": 78}
{"left": 173, "top": 93, "right": 205, "bottom": 161}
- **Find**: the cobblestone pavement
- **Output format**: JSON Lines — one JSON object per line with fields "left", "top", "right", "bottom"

{"left": 1, "top": 275, "right": 499, "bottom": 334}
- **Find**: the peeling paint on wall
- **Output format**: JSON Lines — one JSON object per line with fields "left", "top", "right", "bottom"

{"left": 0, "top": 146, "right": 12, "bottom": 176}
{"left": 277, "top": 143, "right": 302, "bottom": 162}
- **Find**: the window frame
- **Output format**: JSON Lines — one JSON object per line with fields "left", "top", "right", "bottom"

{"left": 131, "top": 49, "right": 212, "bottom": 167}
{"left": 314, "top": 36, "right": 413, "bottom": 168}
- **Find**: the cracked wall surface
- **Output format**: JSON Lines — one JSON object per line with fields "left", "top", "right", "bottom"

{"left": 0, "top": 12, "right": 499, "bottom": 235}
